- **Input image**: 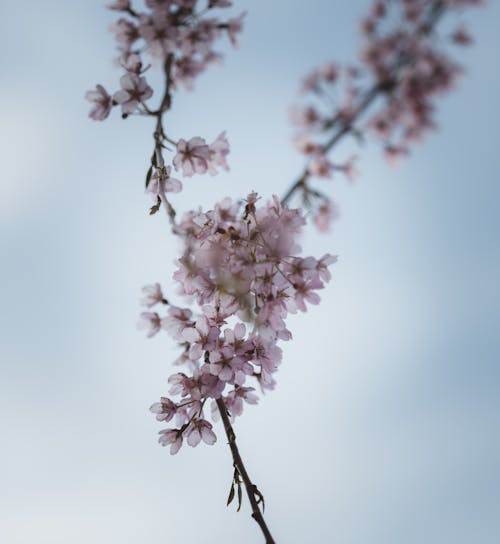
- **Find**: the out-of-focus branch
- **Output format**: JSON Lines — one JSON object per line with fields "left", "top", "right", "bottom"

{"left": 281, "top": 1, "right": 446, "bottom": 206}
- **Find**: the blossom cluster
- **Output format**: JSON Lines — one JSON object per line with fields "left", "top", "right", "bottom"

{"left": 147, "top": 132, "right": 230, "bottom": 204}
{"left": 85, "top": 0, "right": 244, "bottom": 120}
{"left": 141, "top": 193, "right": 336, "bottom": 453}
{"left": 290, "top": 0, "right": 481, "bottom": 230}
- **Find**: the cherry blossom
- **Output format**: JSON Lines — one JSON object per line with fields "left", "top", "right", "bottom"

{"left": 139, "top": 14, "right": 178, "bottom": 59}
{"left": 226, "top": 13, "right": 246, "bottom": 48}
{"left": 179, "top": 19, "right": 219, "bottom": 57}
{"left": 452, "top": 27, "right": 473, "bottom": 46}
{"left": 85, "top": 85, "right": 113, "bottom": 121}
{"left": 313, "top": 201, "right": 339, "bottom": 233}
{"left": 186, "top": 419, "right": 216, "bottom": 447}
{"left": 88, "top": 0, "right": 242, "bottom": 125}
{"left": 287, "top": 0, "right": 482, "bottom": 227}
{"left": 138, "top": 312, "right": 162, "bottom": 337}
{"left": 208, "top": 131, "right": 230, "bottom": 175}
{"left": 87, "top": 1, "right": 484, "bottom": 539}
{"left": 113, "top": 73, "right": 153, "bottom": 114}
{"left": 173, "top": 137, "right": 211, "bottom": 176}
{"left": 140, "top": 283, "right": 165, "bottom": 308}
{"left": 162, "top": 306, "right": 193, "bottom": 339}
{"left": 337, "top": 156, "right": 358, "bottom": 181}
{"left": 110, "top": 18, "right": 138, "bottom": 47}
{"left": 145, "top": 194, "right": 335, "bottom": 447}
{"left": 182, "top": 316, "right": 219, "bottom": 361}
{"left": 158, "top": 428, "right": 183, "bottom": 455}
{"left": 150, "top": 397, "right": 177, "bottom": 422}
{"left": 225, "top": 387, "right": 258, "bottom": 418}
{"left": 147, "top": 166, "right": 182, "bottom": 197}
{"left": 309, "top": 154, "right": 333, "bottom": 178}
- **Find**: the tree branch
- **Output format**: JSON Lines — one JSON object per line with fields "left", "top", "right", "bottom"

{"left": 216, "top": 398, "right": 276, "bottom": 544}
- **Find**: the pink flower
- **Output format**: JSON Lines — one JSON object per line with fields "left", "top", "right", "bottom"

{"left": 301, "top": 69, "right": 321, "bottom": 93}
{"left": 293, "top": 136, "right": 322, "bottom": 155}
{"left": 178, "top": 20, "right": 219, "bottom": 57}
{"left": 290, "top": 0, "right": 481, "bottom": 176}
{"left": 113, "top": 74, "right": 153, "bottom": 115}
{"left": 168, "top": 373, "right": 192, "bottom": 397}
{"left": 317, "top": 254, "right": 338, "bottom": 282}
{"left": 320, "top": 62, "right": 339, "bottom": 83}
{"left": 198, "top": 308, "right": 221, "bottom": 329}
{"left": 208, "top": 339, "right": 253, "bottom": 385}
{"left": 285, "top": 256, "right": 318, "bottom": 284}
{"left": 384, "top": 145, "right": 408, "bottom": 166}
{"left": 208, "top": 347, "right": 236, "bottom": 383}
{"left": 138, "top": 312, "right": 162, "bottom": 337}
{"left": 369, "top": 115, "right": 392, "bottom": 139}
{"left": 182, "top": 316, "right": 219, "bottom": 361}
{"left": 313, "top": 201, "right": 339, "bottom": 233}
{"left": 85, "top": 85, "right": 113, "bottom": 121}
{"left": 119, "top": 52, "right": 143, "bottom": 74}
{"left": 211, "top": 387, "right": 258, "bottom": 421}
{"left": 309, "top": 154, "right": 333, "bottom": 178}
{"left": 208, "top": 132, "right": 230, "bottom": 175}
{"left": 158, "top": 429, "right": 183, "bottom": 455}
{"left": 139, "top": 14, "right": 178, "bottom": 59}
{"left": 140, "top": 283, "right": 165, "bottom": 308}
{"left": 172, "top": 56, "right": 204, "bottom": 90}
{"left": 147, "top": 166, "right": 182, "bottom": 197}
{"left": 186, "top": 419, "right": 217, "bottom": 447}
{"left": 451, "top": 27, "right": 473, "bottom": 46}
{"left": 226, "top": 12, "right": 246, "bottom": 48}
{"left": 225, "top": 387, "right": 258, "bottom": 417}
{"left": 146, "top": 194, "right": 335, "bottom": 439}
{"left": 150, "top": 397, "right": 177, "bottom": 422}
{"left": 290, "top": 105, "right": 320, "bottom": 129}
{"left": 223, "top": 323, "right": 252, "bottom": 357}
{"left": 291, "top": 276, "right": 324, "bottom": 312}
{"left": 173, "top": 137, "right": 211, "bottom": 176}
{"left": 110, "top": 18, "right": 138, "bottom": 48}
{"left": 251, "top": 335, "right": 282, "bottom": 385}
{"left": 337, "top": 156, "right": 358, "bottom": 181}
{"left": 162, "top": 306, "right": 193, "bottom": 339}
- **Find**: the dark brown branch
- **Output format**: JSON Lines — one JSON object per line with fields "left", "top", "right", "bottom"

{"left": 147, "top": 53, "right": 181, "bottom": 229}
{"left": 216, "top": 398, "right": 276, "bottom": 544}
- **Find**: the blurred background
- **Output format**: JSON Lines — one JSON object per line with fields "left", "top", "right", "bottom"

{"left": 1, "top": 1, "right": 499, "bottom": 542}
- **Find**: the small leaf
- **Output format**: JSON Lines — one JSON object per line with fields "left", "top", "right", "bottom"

{"left": 149, "top": 196, "right": 161, "bottom": 215}
{"left": 236, "top": 480, "right": 243, "bottom": 512}
{"left": 254, "top": 486, "right": 266, "bottom": 513}
{"left": 226, "top": 482, "right": 235, "bottom": 506}
{"left": 145, "top": 165, "right": 153, "bottom": 188}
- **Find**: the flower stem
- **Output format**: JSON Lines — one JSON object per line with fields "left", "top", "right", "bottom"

{"left": 216, "top": 398, "right": 276, "bottom": 544}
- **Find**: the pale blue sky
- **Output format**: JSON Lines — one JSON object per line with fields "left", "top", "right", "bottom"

{"left": 1, "top": 1, "right": 499, "bottom": 543}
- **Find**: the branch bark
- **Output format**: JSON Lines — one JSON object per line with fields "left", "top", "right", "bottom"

{"left": 216, "top": 398, "right": 276, "bottom": 544}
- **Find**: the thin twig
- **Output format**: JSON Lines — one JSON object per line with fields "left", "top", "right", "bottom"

{"left": 216, "top": 398, "right": 276, "bottom": 544}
